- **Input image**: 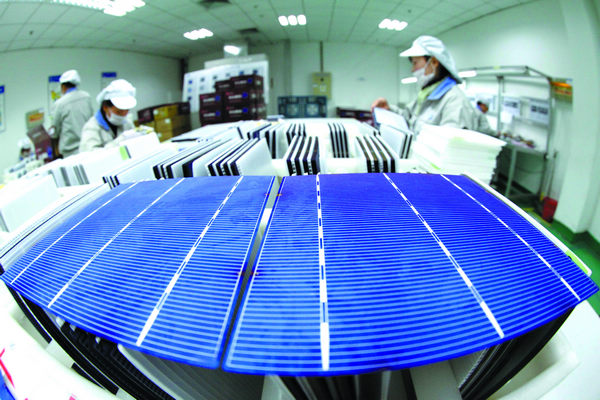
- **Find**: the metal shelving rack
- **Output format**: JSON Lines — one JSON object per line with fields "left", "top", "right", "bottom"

{"left": 459, "top": 65, "right": 556, "bottom": 201}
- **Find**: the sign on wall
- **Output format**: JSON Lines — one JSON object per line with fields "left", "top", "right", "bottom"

{"left": 312, "top": 72, "right": 332, "bottom": 99}
{"left": 101, "top": 72, "right": 117, "bottom": 90}
{"left": 0, "top": 85, "right": 5, "bottom": 133}
{"left": 529, "top": 99, "right": 550, "bottom": 125}
{"left": 48, "top": 75, "right": 61, "bottom": 122}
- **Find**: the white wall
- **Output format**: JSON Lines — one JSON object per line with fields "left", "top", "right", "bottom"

{"left": 437, "top": 0, "right": 577, "bottom": 206}
{"left": 188, "top": 41, "right": 403, "bottom": 118}
{"left": 555, "top": 0, "right": 600, "bottom": 235}
{"left": 0, "top": 48, "right": 181, "bottom": 175}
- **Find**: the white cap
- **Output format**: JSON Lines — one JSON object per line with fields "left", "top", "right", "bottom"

{"left": 59, "top": 69, "right": 81, "bottom": 85}
{"left": 97, "top": 79, "right": 137, "bottom": 110}
{"left": 400, "top": 35, "right": 462, "bottom": 83}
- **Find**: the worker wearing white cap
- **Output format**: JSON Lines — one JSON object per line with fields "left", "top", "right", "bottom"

{"left": 79, "top": 79, "right": 136, "bottom": 152}
{"left": 50, "top": 69, "right": 94, "bottom": 157}
{"left": 372, "top": 35, "right": 477, "bottom": 133}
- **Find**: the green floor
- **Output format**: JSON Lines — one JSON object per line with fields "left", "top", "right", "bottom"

{"left": 523, "top": 208, "right": 600, "bottom": 315}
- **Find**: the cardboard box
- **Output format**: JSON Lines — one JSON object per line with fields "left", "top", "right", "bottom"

{"left": 154, "top": 115, "right": 191, "bottom": 141}
{"left": 200, "top": 108, "right": 224, "bottom": 126}
{"left": 224, "top": 89, "right": 264, "bottom": 105}
{"left": 231, "top": 74, "right": 263, "bottom": 90}
{"left": 200, "top": 92, "right": 224, "bottom": 109}
{"left": 152, "top": 102, "right": 191, "bottom": 121}
{"left": 224, "top": 103, "right": 266, "bottom": 122}
{"left": 214, "top": 79, "right": 232, "bottom": 91}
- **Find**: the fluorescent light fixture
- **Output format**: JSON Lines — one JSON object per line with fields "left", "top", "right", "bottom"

{"left": 458, "top": 70, "right": 478, "bottom": 78}
{"left": 279, "top": 14, "right": 306, "bottom": 27}
{"left": 183, "top": 28, "right": 214, "bottom": 40}
{"left": 224, "top": 45, "right": 241, "bottom": 56}
{"left": 401, "top": 77, "right": 417, "bottom": 84}
{"left": 378, "top": 18, "right": 391, "bottom": 29}
{"left": 53, "top": 0, "right": 145, "bottom": 16}
{"left": 379, "top": 18, "right": 408, "bottom": 31}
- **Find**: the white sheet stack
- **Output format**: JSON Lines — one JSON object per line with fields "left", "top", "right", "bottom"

{"left": 412, "top": 124, "right": 506, "bottom": 183}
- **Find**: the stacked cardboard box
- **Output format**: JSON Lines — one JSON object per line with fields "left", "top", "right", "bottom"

{"left": 137, "top": 102, "right": 191, "bottom": 142}
{"left": 200, "top": 74, "right": 266, "bottom": 126}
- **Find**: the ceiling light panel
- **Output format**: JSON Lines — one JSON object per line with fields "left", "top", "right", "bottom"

{"left": 183, "top": 28, "right": 214, "bottom": 40}
{"left": 378, "top": 18, "right": 408, "bottom": 31}
{"left": 278, "top": 14, "right": 307, "bottom": 27}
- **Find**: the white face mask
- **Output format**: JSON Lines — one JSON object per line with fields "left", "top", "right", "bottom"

{"left": 412, "top": 59, "right": 435, "bottom": 89}
{"left": 107, "top": 110, "right": 127, "bottom": 126}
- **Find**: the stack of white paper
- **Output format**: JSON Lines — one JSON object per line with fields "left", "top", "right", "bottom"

{"left": 412, "top": 124, "right": 506, "bottom": 183}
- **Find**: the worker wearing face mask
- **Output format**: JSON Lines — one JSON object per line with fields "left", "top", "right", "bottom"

{"left": 372, "top": 35, "right": 477, "bottom": 134}
{"left": 79, "top": 79, "right": 136, "bottom": 152}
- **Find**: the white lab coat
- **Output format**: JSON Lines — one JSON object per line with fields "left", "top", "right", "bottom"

{"left": 392, "top": 77, "right": 478, "bottom": 134}
{"left": 474, "top": 109, "right": 494, "bottom": 135}
{"left": 50, "top": 89, "right": 94, "bottom": 157}
{"left": 79, "top": 110, "right": 134, "bottom": 153}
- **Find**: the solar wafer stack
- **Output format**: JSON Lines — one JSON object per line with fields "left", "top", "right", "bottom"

{"left": 355, "top": 135, "right": 398, "bottom": 172}
{"left": 413, "top": 124, "right": 506, "bottom": 183}
{"left": 283, "top": 135, "right": 321, "bottom": 176}
{"left": 328, "top": 122, "right": 349, "bottom": 158}
{"left": 0, "top": 173, "right": 597, "bottom": 400}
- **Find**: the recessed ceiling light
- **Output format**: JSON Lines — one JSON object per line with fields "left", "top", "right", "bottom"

{"left": 278, "top": 14, "right": 307, "bottom": 27}
{"left": 224, "top": 45, "right": 241, "bottom": 55}
{"left": 278, "top": 16, "right": 289, "bottom": 26}
{"left": 458, "top": 70, "right": 478, "bottom": 78}
{"left": 378, "top": 18, "right": 408, "bottom": 31}
{"left": 183, "top": 28, "right": 214, "bottom": 40}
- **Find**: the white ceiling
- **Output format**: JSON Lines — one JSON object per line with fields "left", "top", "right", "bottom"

{"left": 0, "top": 0, "right": 535, "bottom": 59}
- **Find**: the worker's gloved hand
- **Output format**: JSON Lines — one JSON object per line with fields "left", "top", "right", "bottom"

{"left": 371, "top": 98, "right": 390, "bottom": 111}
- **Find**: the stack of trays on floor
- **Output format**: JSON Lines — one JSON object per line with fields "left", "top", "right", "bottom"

{"left": 412, "top": 124, "right": 506, "bottom": 183}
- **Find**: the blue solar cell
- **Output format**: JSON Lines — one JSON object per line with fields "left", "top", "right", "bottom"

{"left": 2, "top": 176, "right": 274, "bottom": 368}
{"left": 224, "top": 173, "right": 598, "bottom": 376}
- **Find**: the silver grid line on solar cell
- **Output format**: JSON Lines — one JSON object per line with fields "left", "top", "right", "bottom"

{"left": 382, "top": 173, "right": 505, "bottom": 339}
{"left": 136, "top": 176, "right": 244, "bottom": 346}
{"left": 48, "top": 180, "right": 184, "bottom": 308}
{"left": 224, "top": 173, "right": 597, "bottom": 376}
{"left": 2, "top": 176, "right": 275, "bottom": 368}
{"left": 9, "top": 182, "right": 140, "bottom": 286}
{"left": 440, "top": 174, "right": 580, "bottom": 301}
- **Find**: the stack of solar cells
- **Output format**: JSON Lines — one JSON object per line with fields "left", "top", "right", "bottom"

{"left": 205, "top": 138, "right": 276, "bottom": 176}
{"left": 151, "top": 140, "right": 234, "bottom": 178}
{"left": 285, "top": 122, "right": 307, "bottom": 144}
{"left": 379, "top": 124, "right": 414, "bottom": 159}
{"left": 283, "top": 135, "right": 321, "bottom": 176}
{"left": 103, "top": 146, "right": 178, "bottom": 188}
{"left": 224, "top": 173, "right": 597, "bottom": 383}
{"left": 328, "top": 122, "right": 349, "bottom": 158}
{"left": 413, "top": 124, "right": 506, "bottom": 183}
{"left": 355, "top": 135, "right": 397, "bottom": 172}
{"left": 2, "top": 172, "right": 597, "bottom": 399}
